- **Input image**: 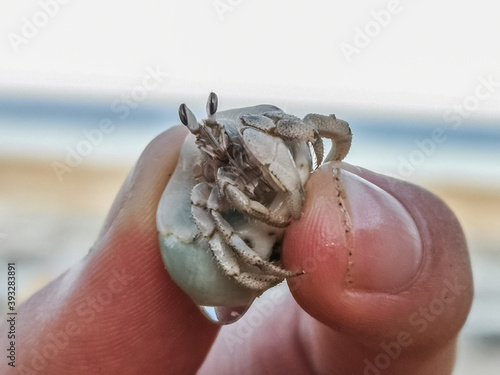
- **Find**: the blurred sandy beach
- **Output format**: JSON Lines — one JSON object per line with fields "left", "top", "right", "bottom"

{"left": 3, "top": 156, "right": 498, "bottom": 251}
{"left": 2, "top": 156, "right": 499, "bottom": 256}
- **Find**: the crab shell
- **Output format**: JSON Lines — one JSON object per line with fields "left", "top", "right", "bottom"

{"left": 157, "top": 105, "right": 303, "bottom": 307}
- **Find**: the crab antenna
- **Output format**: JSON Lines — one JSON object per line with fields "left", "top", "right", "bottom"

{"left": 179, "top": 103, "right": 200, "bottom": 134}
{"left": 206, "top": 92, "right": 218, "bottom": 123}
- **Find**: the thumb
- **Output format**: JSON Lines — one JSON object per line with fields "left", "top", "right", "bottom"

{"left": 6, "top": 126, "right": 219, "bottom": 374}
{"left": 284, "top": 163, "right": 473, "bottom": 374}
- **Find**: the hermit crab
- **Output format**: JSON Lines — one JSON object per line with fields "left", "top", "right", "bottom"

{"left": 157, "top": 93, "right": 351, "bottom": 324}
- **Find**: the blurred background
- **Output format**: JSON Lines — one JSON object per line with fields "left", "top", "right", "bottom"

{"left": 0, "top": 1, "right": 499, "bottom": 373}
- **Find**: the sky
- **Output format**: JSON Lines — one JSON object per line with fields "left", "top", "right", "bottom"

{"left": 0, "top": 0, "right": 499, "bottom": 123}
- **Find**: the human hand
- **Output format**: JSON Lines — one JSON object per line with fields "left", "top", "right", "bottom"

{"left": 1, "top": 126, "right": 473, "bottom": 374}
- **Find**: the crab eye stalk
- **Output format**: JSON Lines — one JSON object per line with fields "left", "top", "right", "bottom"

{"left": 206, "top": 92, "right": 218, "bottom": 123}
{"left": 179, "top": 103, "right": 200, "bottom": 134}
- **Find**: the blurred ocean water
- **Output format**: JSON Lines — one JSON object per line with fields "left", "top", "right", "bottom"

{"left": 1, "top": 97, "right": 499, "bottom": 185}
{"left": 0, "top": 97, "right": 499, "bottom": 373}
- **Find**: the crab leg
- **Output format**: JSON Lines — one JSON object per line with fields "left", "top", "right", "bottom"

{"left": 209, "top": 234, "right": 283, "bottom": 291}
{"left": 211, "top": 211, "right": 299, "bottom": 278}
{"left": 303, "top": 113, "right": 352, "bottom": 162}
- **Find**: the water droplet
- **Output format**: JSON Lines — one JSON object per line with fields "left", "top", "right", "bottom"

{"left": 199, "top": 304, "right": 252, "bottom": 325}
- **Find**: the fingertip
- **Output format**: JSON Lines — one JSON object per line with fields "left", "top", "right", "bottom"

{"left": 284, "top": 163, "right": 473, "bottom": 347}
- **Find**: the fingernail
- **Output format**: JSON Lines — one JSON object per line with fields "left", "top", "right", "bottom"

{"left": 337, "top": 168, "right": 423, "bottom": 292}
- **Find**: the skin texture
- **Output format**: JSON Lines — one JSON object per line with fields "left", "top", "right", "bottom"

{"left": 1, "top": 126, "right": 473, "bottom": 374}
